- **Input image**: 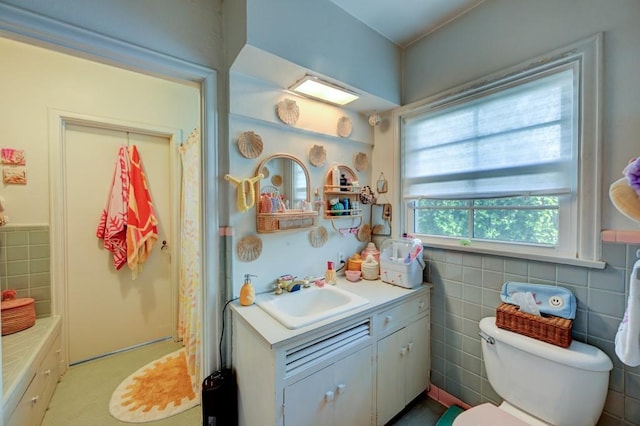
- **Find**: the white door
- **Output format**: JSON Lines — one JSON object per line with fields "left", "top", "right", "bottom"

{"left": 64, "top": 124, "right": 174, "bottom": 364}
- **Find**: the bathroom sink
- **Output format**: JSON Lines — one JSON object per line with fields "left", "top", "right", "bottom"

{"left": 256, "top": 285, "right": 369, "bottom": 329}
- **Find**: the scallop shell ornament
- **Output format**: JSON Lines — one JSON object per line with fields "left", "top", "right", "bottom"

{"left": 236, "top": 131, "right": 263, "bottom": 159}
{"left": 309, "top": 144, "right": 327, "bottom": 167}
{"left": 276, "top": 98, "right": 300, "bottom": 126}
{"left": 354, "top": 152, "right": 368, "bottom": 172}
{"left": 337, "top": 116, "right": 353, "bottom": 138}
{"left": 236, "top": 235, "right": 262, "bottom": 262}
{"left": 309, "top": 226, "right": 329, "bottom": 248}
{"left": 357, "top": 224, "right": 372, "bottom": 242}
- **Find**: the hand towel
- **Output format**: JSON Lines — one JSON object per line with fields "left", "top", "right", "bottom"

{"left": 500, "top": 282, "right": 576, "bottom": 319}
{"left": 126, "top": 145, "right": 158, "bottom": 279}
{"left": 615, "top": 258, "right": 640, "bottom": 366}
{"left": 96, "top": 146, "right": 130, "bottom": 270}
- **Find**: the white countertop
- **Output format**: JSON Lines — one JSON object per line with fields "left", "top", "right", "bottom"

{"left": 230, "top": 278, "right": 432, "bottom": 348}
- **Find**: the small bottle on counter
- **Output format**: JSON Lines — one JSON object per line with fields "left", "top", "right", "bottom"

{"left": 325, "top": 261, "right": 337, "bottom": 285}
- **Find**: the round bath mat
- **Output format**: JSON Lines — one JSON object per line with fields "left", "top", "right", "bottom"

{"left": 109, "top": 348, "right": 199, "bottom": 423}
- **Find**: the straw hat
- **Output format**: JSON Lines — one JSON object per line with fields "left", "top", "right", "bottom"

{"left": 609, "top": 157, "right": 640, "bottom": 223}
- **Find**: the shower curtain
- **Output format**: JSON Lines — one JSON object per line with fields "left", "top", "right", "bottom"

{"left": 178, "top": 128, "right": 202, "bottom": 393}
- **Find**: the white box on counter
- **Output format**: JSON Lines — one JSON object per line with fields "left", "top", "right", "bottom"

{"left": 379, "top": 238, "right": 425, "bottom": 289}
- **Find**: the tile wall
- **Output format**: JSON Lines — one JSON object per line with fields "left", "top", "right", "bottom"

{"left": 427, "top": 242, "right": 640, "bottom": 425}
{"left": 0, "top": 225, "right": 50, "bottom": 317}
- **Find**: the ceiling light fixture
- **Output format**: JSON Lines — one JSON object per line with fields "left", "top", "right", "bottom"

{"left": 289, "top": 75, "right": 359, "bottom": 106}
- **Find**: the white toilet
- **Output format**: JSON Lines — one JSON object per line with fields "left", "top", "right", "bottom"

{"left": 454, "top": 317, "right": 613, "bottom": 426}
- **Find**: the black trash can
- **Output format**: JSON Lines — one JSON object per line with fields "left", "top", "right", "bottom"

{"left": 202, "top": 369, "right": 237, "bottom": 426}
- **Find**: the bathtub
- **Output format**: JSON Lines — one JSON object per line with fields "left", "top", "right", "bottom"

{"left": 2, "top": 315, "right": 63, "bottom": 425}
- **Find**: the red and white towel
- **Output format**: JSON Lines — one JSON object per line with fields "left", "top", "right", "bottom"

{"left": 96, "top": 146, "right": 131, "bottom": 270}
{"left": 97, "top": 145, "right": 158, "bottom": 278}
{"left": 126, "top": 145, "right": 158, "bottom": 279}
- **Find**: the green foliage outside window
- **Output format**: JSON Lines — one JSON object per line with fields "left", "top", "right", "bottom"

{"left": 413, "top": 196, "right": 558, "bottom": 246}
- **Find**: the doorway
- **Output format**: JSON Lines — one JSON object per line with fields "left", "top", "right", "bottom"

{"left": 63, "top": 124, "right": 176, "bottom": 364}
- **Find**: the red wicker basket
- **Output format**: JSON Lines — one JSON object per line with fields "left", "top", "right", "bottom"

{"left": 1, "top": 291, "right": 36, "bottom": 336}
{"left": 495, "top": 302, "right": 572, "bottom": 348}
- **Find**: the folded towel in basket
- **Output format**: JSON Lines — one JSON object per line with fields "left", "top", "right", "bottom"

{"left": 500, "top": 282, "right": 576, "bottom": 319}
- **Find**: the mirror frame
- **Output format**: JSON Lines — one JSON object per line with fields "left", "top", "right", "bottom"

{"left": 254, "top": 153, "right": 316, "bottom": 233}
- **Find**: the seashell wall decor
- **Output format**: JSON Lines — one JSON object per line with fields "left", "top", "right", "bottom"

{"left": 237, "top": 235, "right": 263, "bottom": 262}
{"left": 276, "top": 98, "right": 300, "bottom": 126}
{"left": 236, "top": 131, "right": 263, "bottom": 159}
{"left": 309, "top": 144, "right": 327, "bottom": 167}
{"left": 309, "top": 226, "right": 328, "bottom": 248}
{"left": 354, "top": 152, "right": 368, "bottom": 172}
{"left": 337, "top": 116, "right": 352, "bottom": 137}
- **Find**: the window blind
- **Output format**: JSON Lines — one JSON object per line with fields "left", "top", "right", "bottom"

{"left": 402, "top": 66, "right": 577, "bottom": 200}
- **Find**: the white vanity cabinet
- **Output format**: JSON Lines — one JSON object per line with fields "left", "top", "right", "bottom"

{"left": 231, "top": 282, "right": 431, "bottom": 426}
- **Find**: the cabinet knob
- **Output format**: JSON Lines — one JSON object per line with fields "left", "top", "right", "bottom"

{"left": 400, "top": 346, "right": 408, "bottom": 357}
{"left": 408, "top": 342, "right": 414, "bottom": 352}
{"left": 325, "top": 390, "right": 335, "bottom": 402}
{"left": 31, "top": 395, "right": 39, "bottom": 404}
{"left": 44, "top": 369, "right": 51, "bottom": 376}
{"left": 336, "top": 383, "right": 346, "bottom": 394}
{"left": 385, "top": 315, "right": 392, "bottom": 324}
{"left": 419, "top": 301, "right": 425, "bottom": 310}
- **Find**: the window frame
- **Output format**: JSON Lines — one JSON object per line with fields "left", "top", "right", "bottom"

{"left": 397, "top": 34, "right": 603, "bottom": 268}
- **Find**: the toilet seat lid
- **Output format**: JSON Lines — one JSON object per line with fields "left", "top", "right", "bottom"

{"left": 453, "top": 403, "right": 530, "bottom": 426}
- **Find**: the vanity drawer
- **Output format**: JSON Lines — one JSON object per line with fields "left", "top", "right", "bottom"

{"left": 375, "top": 293, "right": 429, "bottom": 335}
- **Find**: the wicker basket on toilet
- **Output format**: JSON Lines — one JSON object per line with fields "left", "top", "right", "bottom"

{"left": 1, "top": 289, "right": 36, "bottom": 335}
{"left": 496, "top": 282, "right": 575, "bottom": 348}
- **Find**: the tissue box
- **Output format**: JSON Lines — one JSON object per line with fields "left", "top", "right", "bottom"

{"left": 379, "top": 238, "right": 425, "bottom": 289}
{"left": 495, "top": 303, "right": 572, "bottom": 348}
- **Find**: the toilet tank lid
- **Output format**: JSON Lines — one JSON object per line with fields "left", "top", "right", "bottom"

{"left": 480, "top": 317, "right": 613, "bottom": 372}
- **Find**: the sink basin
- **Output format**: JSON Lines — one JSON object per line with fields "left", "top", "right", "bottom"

{"left": 256, "top": 285, "right": 369, "bottom": 329}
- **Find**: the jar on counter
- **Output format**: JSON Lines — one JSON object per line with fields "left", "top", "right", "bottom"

{"left": 347, "top": 253, "right": 363, "bottom": 271}
{"left": 361, "top": 242, "right": 380, "bottom": 274}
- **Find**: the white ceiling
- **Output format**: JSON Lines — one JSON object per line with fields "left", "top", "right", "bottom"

{"left": 330, "top": 0, "right": 485, "bottom": 47}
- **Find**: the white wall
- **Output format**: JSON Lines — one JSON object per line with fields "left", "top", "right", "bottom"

{"left": 0, "top": 0, "right": 223, "bottom": 70}
{"left": 402, "top": 0, "right": 640, "bottom": 231}
{"left": 0, "top": 37, "right": 199, "bottom": 224}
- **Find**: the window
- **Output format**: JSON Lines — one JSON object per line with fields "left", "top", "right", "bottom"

{"left": 399, "top": 35, "right": 602, "bottom": 266}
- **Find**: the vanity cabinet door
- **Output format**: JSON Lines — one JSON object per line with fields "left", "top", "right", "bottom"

{"left": 376, "top": 313, "right": 430, "bottom": 426}
{"left": 404, "top": 315, "right": 430, "bottom": 402}
{"left": 334, "top": 345, "right": 373, "bottom": 426}
{"left": 284, "top": 345, "right": 373, "bottom": 426}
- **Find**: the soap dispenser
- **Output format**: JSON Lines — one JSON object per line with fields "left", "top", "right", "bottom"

{"left": 239, "top": 274, "right": 257, "bottom": 306}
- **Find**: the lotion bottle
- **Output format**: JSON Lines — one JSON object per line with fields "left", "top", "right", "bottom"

{"left": 239, "top": 274, "right": 257, "bottom": 306}
{"left": 325, "top": 261, "right": 337, "bottom": 285}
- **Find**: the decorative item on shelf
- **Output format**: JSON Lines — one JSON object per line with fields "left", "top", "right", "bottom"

{"left": 309, "top": 226, "right": 328, "bottom": 248}
{"left": 354, "top": 152, "right": 368, "bottom": 172}
{"left": 236, "top": 235, "right": 262, "bottom": 262}
{"left": 276, "top": 98, "right": 300, "bottom": 125}
{"left": 309, "top": 144, "right": 327, "bottom": 167}
{"left": 609, "top": 156, "right": 640, "bottom": 223}
{"left": 337, "top": 116, "right": 352, "bottom": 137}
{"left": 368, "top": 113, "right": 381, "bottom": 127}
{"left": 359, "top": 185, "right": 374, "bottom": 204}
{"left": 236, "top": 131, "right": 263, "bottom": 159}
{"left": 271, "top": 174, "right": 283, "bottom": 186}
{"left": 329, "top": 197, "right": 344, "bottom": 216}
